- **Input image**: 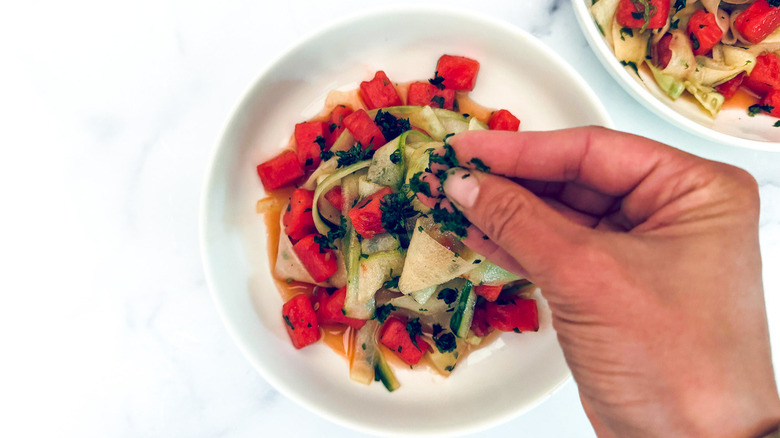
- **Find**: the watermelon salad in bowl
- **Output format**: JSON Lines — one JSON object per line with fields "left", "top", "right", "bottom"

{"left": 201, "top": 6, "right": 611, "bottom": 436}
{"left": 256, "top": 53, "right": 539, "bottom": 391}
{"left": 572, "top": 0, "right": 780, "bottom": 149}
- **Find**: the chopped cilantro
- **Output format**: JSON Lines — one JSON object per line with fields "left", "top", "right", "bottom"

{"left": 409, "top": 171, "right": 432, "bottom": 197}
{"left": 434, "top": 331, "right": 457, "bottom": 353}
{"left": 304, "top": 158, "right": 313, "bottom": 167}
{"left": 329, "top": 123, "right": 337, "bottom": 133}
{"left": 417, "top": 225, "right": 424, "bottom": 232}
{"left": 461, "top": 173, "right": 470, "bottom": 179}
{"left": 429, "top": 73, "right": 445, "bottom": 90}
{"left": 341, "top": 308, "right": 347, "bottom": 315}
{"left": 748, "top": 104, "right": 774, "bottom": 117}
{"left": 335, "top": 143, "right": 373, "bottom": 168}
{"left": 429, "top": 143, "right": 459, "bottom": 168}
{"left": 406, "top": 317, "right": 423, "bottom": 349}
{"left": 473, "top": 259, "right": 482, "bottom": 264}
{"left": 437, "top": 288, "right": 458, "bottom": 305}
{"left": 361, "top": 343, "right": 366, "bottom": 350}
{"left": 283, "top": 315, "right": 295, "bottom": 330}
{"left": 444, "top": 365, "right": 455, "bottom": 372}
{"left": 670, "top": 18, "right": 679, "bottom": 30}
{"left": 374, "top": 109, "right": 411, "bottom": 140}
{"left": 770, "top": 0, "right": 780, "bottom": 5}
{"left": 631, "top": 11, "right": 643, "bottom": 19}
{"left": 398, "top": 346, "right": 402, "bottom": 352}
{"left": 432, "top": 323, "right": 444, "bottom": 337}
{"left": 690, "top": 33, "right": 700, "bottom": 51}
{"left": 389, "top": 148, "right": 402, "bottom": 164}
{"left": 431, "top": 95, "right": 446, "bottom": 108}
{"left": 620, "top": 60, "right": 639, "bottom": 75}
{"left": 674, "top": 0, "right": 686, "bottom": 12}
{"left": 374, "top": 304, "right": 396, "bottom": 323}
{"left": 383, "top": 275, "right": 400, "bottom": 289}
{"left": 314, "top": 135, "right": 326, "bottom": 150}
{"left": 619, "top": 27, "right": 633, "bottom": 41}
{"left": 320, "top": 149, "right": 334, "bottom": 161}
{"left": 774, "top": 121, "right": 780, "bottom": 127}
{"left": 468, "top": 157, "right": 491, "bottom": 173}
{"left": 380, "top": 192, "right": 417, "bottom": 245}
{"left": 482, "top": 234, "right": 489, "bottom": 240}
{"left": 430, "top": 202, "right": 471, "bottom": 238}
{"left": 313, "top": 216, "right": 347, "bottom": 251}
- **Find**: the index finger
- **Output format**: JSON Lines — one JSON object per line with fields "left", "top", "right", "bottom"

{"left": 448, "top": 127, "right": 692, "bottom": 197}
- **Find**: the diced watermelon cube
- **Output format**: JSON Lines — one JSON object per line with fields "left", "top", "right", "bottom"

{"left": 343, "top": 109, "right": 387, "bottom": 150}
{"left": 256, "top": 150, "right": 304, "bottom": 190}
{"left": 326, "top": 105, "right": 353, "bottom": 147}
{"left": 379, "top": 316, "right": 430, "bottom": 365}
{"left": 292, "top": 234, "right": 338, "bottom": 283}
{"left": 484, "top": 297, "right": 539, "bottom": 332}
{"left": 407, "top": 81, "right": 456, "bottom": 110}
{"left": 436, "top": 55, "right": 480, "bottom": 91}
{"left": 282, "top": 294, "right": 321, "bottom": 349}
{"left": 312, "top": 286, "right": 367, "bottom": 330}
{"left": 487, "top": 109, "right": 521, "bottom": 131}
{"left": 295, "top": 121, "right": 328, "bottom": 170}
{"left": 360, "top": 71, "right": 403, "bottom": 110}
{"left": 347, "top": 187, "right": 392, "bottom": 239}
{"left": 283, "top": 188, "right": 316, "bottom": 242}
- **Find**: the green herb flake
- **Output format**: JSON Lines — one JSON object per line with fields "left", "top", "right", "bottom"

{"left": 313, "top": 216, "right": 347, "bottom": 251}
{"left": 430, "top": 202, "right": 471, "bottom": 238}
{"left": 383, "top": 275, "right": 400, "bottom": 289}
{"left": 473, "top": 259, "right": 482, "bottom": 264}
{"left": 314, "top": 135, "right": 326, "bottom": 150}
{"left": 304, "top": 158, "right": 313, "bottom": 167}
{"left": 361, "top": 343, "right": 366, "bottom": 350}
{"left": 389, "top": 148, "right": 402, "bottom": 164}
{"left": 670, "top": 18, "right": 679, "bottom": 30}
{"left": 429, "top": 143, "right": 459, "bottom": 188}
{"left": 434, "top": 331, "right": 457, "bottom": 353}
{"left": 380, "top": 192, "right": 418, "bottom": 244}
{"left": 406, "top": 317, "right": 423, "bottom": 349}
{"left": 320, "top": 149, "right": 334, "bottom": 161}
{"left": 374, "top": 109, "right": 411, "bottom": 140}
{"left": 335, "top": 143, "right": 374, "bottom": 168}
{"left": 417, "top": 225, "right": 424, "bottom": 232}
{"left": 674, "top": 0, "right": 686, "bottom": 12}
{"left": 437, "top": 288, "right": 458, "bottom": 305}
{"left": 690, "top": 33, "right": 700, "bottom": 51}
{"left": 428, "top": 73, "right": 446, "bottom": 90}
{"left": 748, "top": 104, "right": 774, "bottom": 117}
{"left": 468, "top": 157, "right": 491, "bottom": 173}
{"left": 431, "top": 95, "right": 446, "bottom": 108}
{"left": 374, "top": 304, "right": 396, "bottom": 323}
{"left": 620, "top": 60, "right": 639, "bottom": 75}
{"left": 409, "top": 171, "right": 432, "bottom": 198}
{"left": 619, "top": 27, "right": 633, "bottom": 41}
{"left": 283, "top": 315, "right": 295, "bottom": 330}
{"left": 774, "top": 121, "right": 780, "bottom": 127}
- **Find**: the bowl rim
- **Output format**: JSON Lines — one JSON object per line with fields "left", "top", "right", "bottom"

{"left": 570, "top": 0, "right": 780, "bottom": 152}
{"left": 199, "top": 4, "right": 613, "bottom": 435}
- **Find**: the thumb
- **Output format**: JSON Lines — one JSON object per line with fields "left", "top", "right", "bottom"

{"left": 442, "top": 168, "right": 593, "bottom": 283}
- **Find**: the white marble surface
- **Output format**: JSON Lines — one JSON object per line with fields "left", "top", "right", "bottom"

{"left": 2, "top": 0, "right": 778, "bottom": 437}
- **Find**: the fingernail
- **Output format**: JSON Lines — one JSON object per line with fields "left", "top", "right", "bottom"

{"left": 442, "top": 168, "right": 480, "bottom": 209}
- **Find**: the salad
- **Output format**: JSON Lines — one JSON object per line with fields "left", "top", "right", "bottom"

{"left": 254, "top": 55, "right": 539, "bottom": 392}
{"left": 590, "top": 0, "right": 780, "bottom": 120}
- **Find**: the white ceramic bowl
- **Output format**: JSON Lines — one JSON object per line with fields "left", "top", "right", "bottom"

{"left": 201, "top": 6, "right": 611, "bottom": 436}
{"left": 571, "top": 0, "right": 780, "bottom": 151}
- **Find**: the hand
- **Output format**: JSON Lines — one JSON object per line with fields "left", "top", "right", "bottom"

{"left": 439, "top": 127, "right": 780, "bottom": 437}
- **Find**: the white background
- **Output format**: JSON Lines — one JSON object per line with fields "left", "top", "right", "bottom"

{"left": 2, "top": 0, "right": 778, "bottom": 437}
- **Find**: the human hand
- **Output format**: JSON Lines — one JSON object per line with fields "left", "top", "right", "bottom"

{"left": 437, "top": 127, "right": 780, "bottom": 437}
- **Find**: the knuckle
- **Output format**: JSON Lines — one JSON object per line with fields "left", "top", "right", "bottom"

{"left": 478, "top": 187, "right": 534, "bottom": 243}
